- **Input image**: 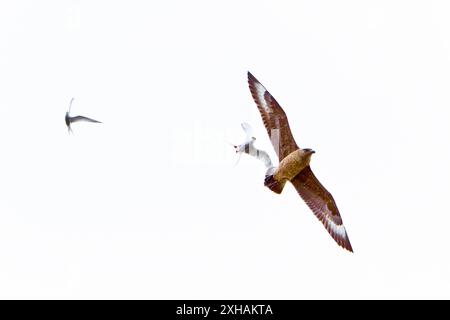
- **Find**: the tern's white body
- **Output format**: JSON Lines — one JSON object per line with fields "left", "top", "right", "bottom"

{"left": 233, "top": 122, "right": 273, "bottom": 169}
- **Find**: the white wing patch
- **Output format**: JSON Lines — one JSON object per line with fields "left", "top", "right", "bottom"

{"left": 253, "top": 81, "right": 271, "bottom": 112}
{"left": 324, "top": 215, "right": 348, "bottom": 239}
{"left": 304, "top": 198, "right": 350, "bottom": 245}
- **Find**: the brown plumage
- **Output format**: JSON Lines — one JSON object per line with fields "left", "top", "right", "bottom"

{"left": 247, "top": 72, "right": 353, "bottom": 252}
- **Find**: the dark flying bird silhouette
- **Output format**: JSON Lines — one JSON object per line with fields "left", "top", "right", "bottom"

{"left": 65, "top": 98, "right": 102, "bottom": 134}
{"left": 247, "top": 72, "right": 353, "bottom": 252}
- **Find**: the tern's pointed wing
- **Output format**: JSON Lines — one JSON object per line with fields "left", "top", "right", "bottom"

{"left": 70, "top": 116, "right": 102, "bottom": 124}
{"left": 248, "top": 72, "right": 299, "bottom": 161}
{"left": 241, "top": 146, "right": 273, "bottom": 169}
{"left": 241, "top": 122, "right": 254, "bottom": 142}
{"left": 69, "top": 98, "right": 75, "bottom": 113}
{"left": 290, "top": 166, "right": 353, "bottom": 252}
{"left": 235, "top": 140, "right": 273, "bottom": 169}
{"left": 249, "top": 148, "right": 273, "bottom": 169}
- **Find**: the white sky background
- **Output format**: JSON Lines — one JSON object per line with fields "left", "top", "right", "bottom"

{"left": 1, "top": 0, "right": 450, "bottom": 299}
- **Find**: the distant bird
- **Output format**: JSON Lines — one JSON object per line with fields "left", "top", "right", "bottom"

{"left": 247, "top": 72, "right": 353, "bottom": 252}
{"left": 233, "top": 122, "right": 273, "bottom": 169}
{"left": 65, "top": 98, "right": 102, "bottom": 134}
